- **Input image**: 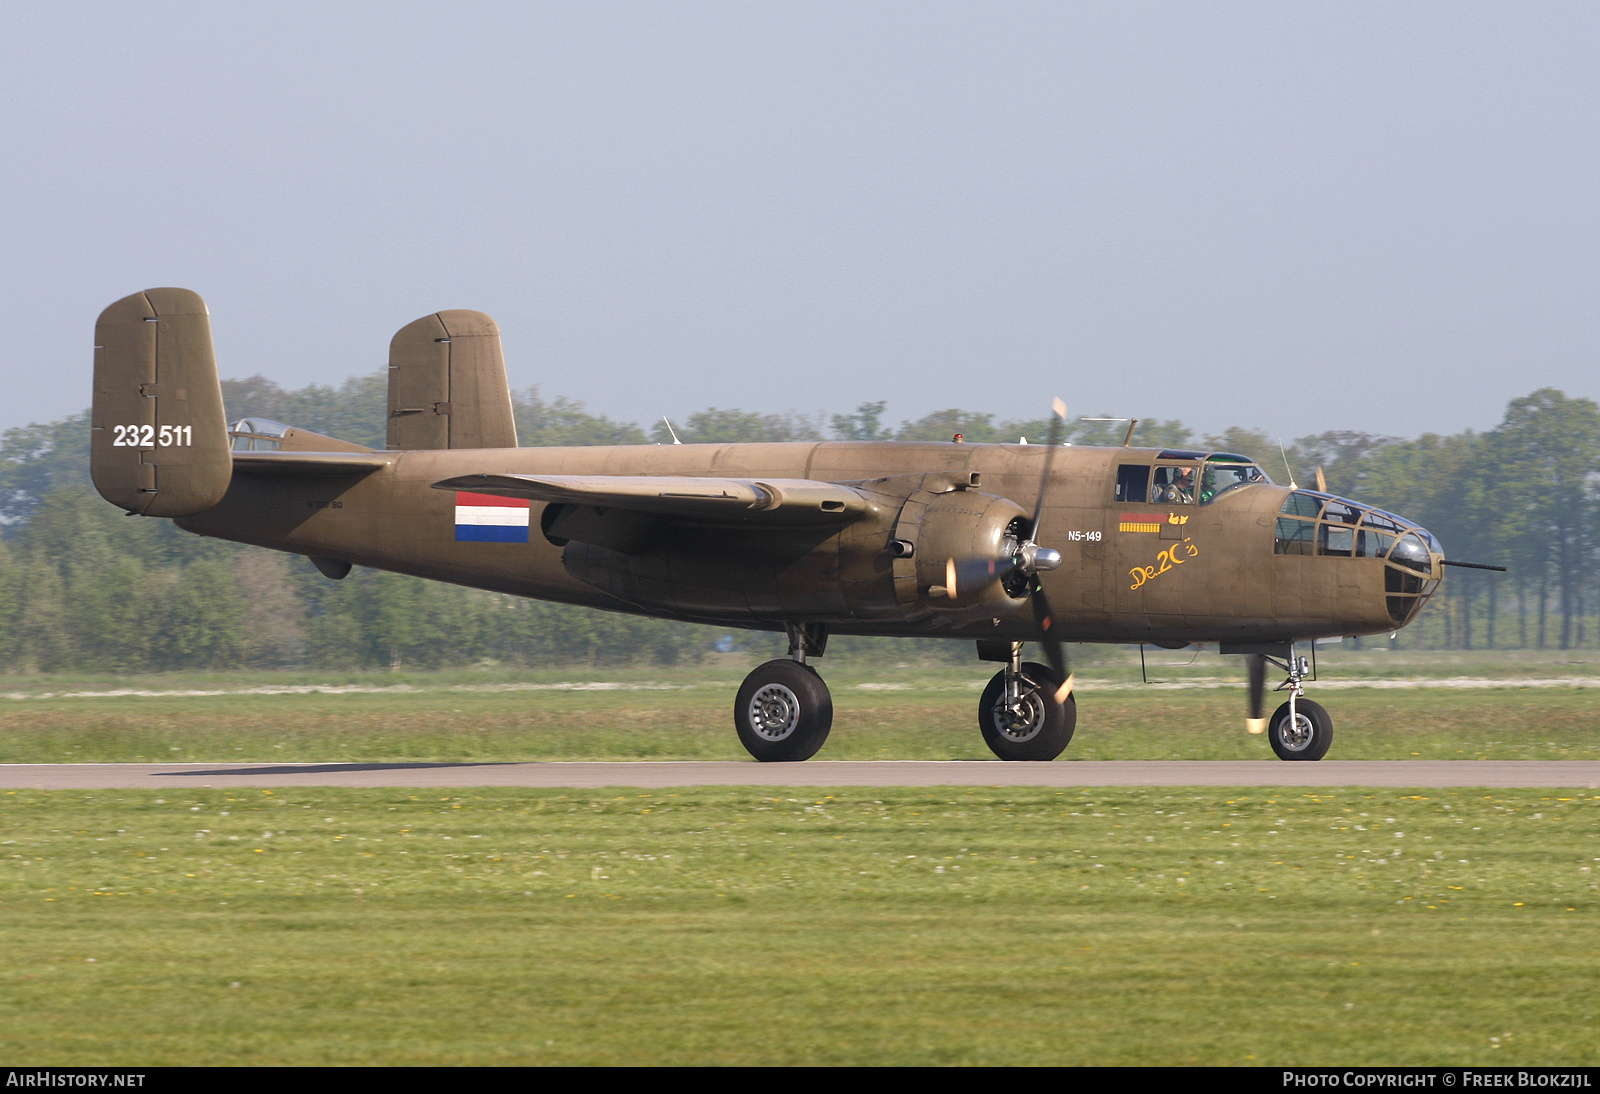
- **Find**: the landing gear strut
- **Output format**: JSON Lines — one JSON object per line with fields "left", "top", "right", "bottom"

{"left": 978, "top": 642, "right": 1076, "bottom": 761}
{"left": 1245, "top": 646, "right": 1334, "bottom": 761}
{"left": 733, "top": 623, "right": 833, "bottom": 762}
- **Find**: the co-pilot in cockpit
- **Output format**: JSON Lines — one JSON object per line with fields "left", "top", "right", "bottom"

{"left": 1150, "top": 465, "right": 1195, "bottom": 504}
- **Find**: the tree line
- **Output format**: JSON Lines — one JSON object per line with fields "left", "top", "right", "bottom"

{"left": 0, "top": 376, "right": 1596, "bottom": 673}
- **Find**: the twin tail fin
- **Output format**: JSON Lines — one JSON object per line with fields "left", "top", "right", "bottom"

{"left": 90, "top": 288, "right": 231, "bottom": 516}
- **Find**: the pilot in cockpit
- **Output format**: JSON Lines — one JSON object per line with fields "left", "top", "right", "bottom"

{"left": 1151, "top": 465, "right": 1195, "bottom": 504}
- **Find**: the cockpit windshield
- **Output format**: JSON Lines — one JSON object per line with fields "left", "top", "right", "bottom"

{"left": 228, "top": 418, "right": 291, "bottom": 451}
{"left": 1199, "top": 455, "right": 1270, "bottom": 506}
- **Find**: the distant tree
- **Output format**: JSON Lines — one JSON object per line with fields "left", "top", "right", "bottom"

{"left": 1360, "top": 431, "right": 1494, "bottom": 649}
{"left": 830, "top": 401, "right": 891, "bottom": 441}
{"left": 232, "top": 552, "right": 309, "bottom": 668}
{"left": 0, "top": 411, "right": 92, "bottom": 525}
{"left": 217, "top": 375, "right": 295, "bottom": 422}
{"left": 0, "top": 538, "right": 21, "bottom": 664}
{"left": 152, "top": 559, "right": 248, "bottom": 669}
{"left": 1201, "top": 427, "right": 1282, "bottom": 470}
{"left": 1484, "top": 389, "right": 1600, "bottom": 649}
{"left": 1129, "top": 419, "right": 1196, "bottom": 450}
{"left": 221, "top": 372, "right": 388, "bottom": 449}
{"left": 896, "top": 409, "right": 1001, "bottom": 443}
{"left": 514, "top": 387, "right": 646, "bottom": 447}
{"left": 650, "top": 408, "right": 824, "bottom": 444}
{"left": 3, "top": 379, "right": 1593, "bottom": 671}
{"left": 1289, "top": 430, "right": 1404, "bottom": 497}
{"left": 1060, "top": 415, "right": 1132, "bottom": 447}
{"left": 13, "top": 557, "right": 71, "bottom": 672}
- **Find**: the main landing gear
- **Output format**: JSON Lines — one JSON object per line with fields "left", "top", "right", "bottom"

{"left": 1245, "top": 647, "right": 1334, "bottom": 761}
{"left": 978, "top": 641, "right": 1076, "bottom": 761}
{"left": 734, "top": 624, "right": 833, "bottom": 762}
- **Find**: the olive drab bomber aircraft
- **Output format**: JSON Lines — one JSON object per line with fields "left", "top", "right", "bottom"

{"left": 90, "top": 288, "right": 1485, "bottom": 764}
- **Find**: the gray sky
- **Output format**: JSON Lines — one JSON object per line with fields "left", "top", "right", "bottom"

{"left": 3, "top": 2, "right": 1596, "bottom": 441}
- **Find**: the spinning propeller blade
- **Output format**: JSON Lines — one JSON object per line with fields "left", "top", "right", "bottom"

{"left": 1029, "top": 397, "right": 1068, "bottom": 540}
{"left": 1032, "top": 580, "right": 1074, "bottom": 701}
{"left": 1246, "top": 653, "right": 1267, "bottom": 734}
{"left": 1032, "top": 399, "right": 1072, "bottom": 699}
{"left": 941, "top": 398, "right": 1075, "bottom": 701}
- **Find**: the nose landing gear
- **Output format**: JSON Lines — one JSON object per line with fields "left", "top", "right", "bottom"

{"left": 1244, "top": 646, "right": 1334, "bottom": 761}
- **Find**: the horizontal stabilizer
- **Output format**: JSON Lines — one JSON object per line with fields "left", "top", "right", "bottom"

{"left": 233, "top": 452, "right": 391, "bottom": 477}
{"left": 433, "top": 473, "right": 868, "bottom": 526}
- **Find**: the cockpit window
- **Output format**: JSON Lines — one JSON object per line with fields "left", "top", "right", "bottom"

{"left": 1322, "top": 500, "right": 1360, "bottom": 525}
{"left": 1114, "top": 464, "right": 1150, "bottom": 503}
{"left": 1390, "top": 533, "right": 1432, "bottom": 573}
{"left": 1199, "top": 458, "right": 1269, "bottom": 506}
{"left": 228, "top": 418, "right": 291, "bottom": 451}
{"left": 1321, "top": 524, "right": 1356, "bottom": 556}
{"left": 1149, "top": 464, "right": 1197, "bottom": 505}
{"left": 1360, "top": 530, "right": 1397, "bottom": 558}
{"left": 1280, "top": 492, "right": 1324, "bottom": 518}
{"left": 1362, "top": 510, "right": 1406, "bottom": 535}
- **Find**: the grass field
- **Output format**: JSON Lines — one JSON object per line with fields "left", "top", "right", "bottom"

{"left": 2, "top": 657, "right": 1598, "bottom": 764}
{"left": 2, "top": 785, "right": 1596, "bottom": 1065}
{"left": 3, "top": 652, "right": 1597, "bottom": 1065}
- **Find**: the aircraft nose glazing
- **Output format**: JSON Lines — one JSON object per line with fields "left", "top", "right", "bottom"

{"left": 1272, "top": 490, "right": 1442, "bottom": 625}
{"left": 1383, "top": 523, "right": 1443, "bottom": 625}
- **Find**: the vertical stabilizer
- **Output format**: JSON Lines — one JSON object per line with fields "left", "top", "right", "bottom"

{"left": 387, "top": 310, "right": 517, "bottom": 450}
{"left": 91, "top": 288, "right": 231, "bottom": 516}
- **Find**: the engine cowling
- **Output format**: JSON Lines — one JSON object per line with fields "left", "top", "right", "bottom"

{"left": 893, "top": 486, "right": 1032, "bottom": 623}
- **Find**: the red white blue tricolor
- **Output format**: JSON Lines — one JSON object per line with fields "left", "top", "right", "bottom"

{"left": 454, "top": 491, "right": 530, "bottom": 542}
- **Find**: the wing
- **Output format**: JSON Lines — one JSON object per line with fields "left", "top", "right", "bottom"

{"left": 432, "top": 473, "right": 869, "bottom": 526}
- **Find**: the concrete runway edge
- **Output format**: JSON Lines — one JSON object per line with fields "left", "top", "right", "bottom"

{"left": 3, "top": 760, "right": 1598, "bottom": 790}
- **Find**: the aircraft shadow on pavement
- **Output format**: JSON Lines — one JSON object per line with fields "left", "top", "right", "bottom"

{"left": 156, "top": 762, "right": 513, "bottom": 777}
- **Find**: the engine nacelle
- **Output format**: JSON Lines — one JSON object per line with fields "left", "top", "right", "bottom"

{"left": 893, "top": 484, "right": 1032, "bottom": 623}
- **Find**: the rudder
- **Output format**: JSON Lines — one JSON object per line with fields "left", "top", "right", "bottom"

{"left": 91, "top": 288, "right": 231, "bottom": 516}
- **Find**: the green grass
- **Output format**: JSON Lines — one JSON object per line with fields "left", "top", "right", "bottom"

{"left": 2, "top": 672, "right": 1598, "bottom": 762}
{"left": 1, "top": 786, "right": 1596, "bottom": 1065}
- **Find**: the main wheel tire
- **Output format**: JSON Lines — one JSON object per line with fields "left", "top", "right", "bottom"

{"left": 1267, "top": 698, "right": 1333, "bottom": 761}
{"left": 978, "top": 662, "right": 1076, "bottom": 761}
{"left": 734, "top": 659, "right": 834, "bottom": 762}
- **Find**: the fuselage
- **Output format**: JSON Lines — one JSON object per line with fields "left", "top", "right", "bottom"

{"left": 178, "top": 439, "right": 1442, "bottom": 646}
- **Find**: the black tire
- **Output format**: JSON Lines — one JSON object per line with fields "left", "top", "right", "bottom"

{"left": 978, "top": 662, "right": 1076, "bottom": 761}
{"left": 734, "top": 659, "right": 833, "bottom": 762}
{"left": 1267, "top": 698, "right": 1333, "bottom": 761}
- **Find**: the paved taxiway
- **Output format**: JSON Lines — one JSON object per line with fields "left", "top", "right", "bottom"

{"left": 3, "top": 760, "right": 1598, "bottom": 789}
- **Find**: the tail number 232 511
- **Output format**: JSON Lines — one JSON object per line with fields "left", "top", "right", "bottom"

{"left": 111, "top": 425, "right": 193, "bottom": 448}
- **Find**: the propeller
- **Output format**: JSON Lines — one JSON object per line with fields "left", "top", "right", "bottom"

{"left": 945, "top": 398, "right": 1074, "bottom": 702}
{"left": 1245, "top": 653, "right": 1267, "bottom": 734}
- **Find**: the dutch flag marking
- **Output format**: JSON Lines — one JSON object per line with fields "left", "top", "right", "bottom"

{"left": 455, "top": 491, "right": 530, "bottom": 543}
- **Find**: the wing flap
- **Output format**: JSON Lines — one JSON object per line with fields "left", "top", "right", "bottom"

{"left": 433, "top": 473, "right": 868, "bottom": 525}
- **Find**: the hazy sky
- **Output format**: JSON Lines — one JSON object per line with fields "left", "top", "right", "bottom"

{"left": 3, "top": 3, "right": 1596, "bottom": 441}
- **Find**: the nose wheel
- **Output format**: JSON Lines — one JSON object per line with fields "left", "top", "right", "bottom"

{"left": 1244, "top": 647, "right": 1334, "bottom": 761}
{"left": 1267, "top": 697, "right": 1333, "bottom": 760}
